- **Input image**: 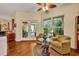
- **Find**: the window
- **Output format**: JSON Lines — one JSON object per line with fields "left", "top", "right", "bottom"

{"left": 52, "top": 16, "right": 64, "bottom": 35}
{"left": 44, "top": 18, "right": 52, "bottom": 34}
{"left": 43, "top": 16, "right": 64, "bottom": 36}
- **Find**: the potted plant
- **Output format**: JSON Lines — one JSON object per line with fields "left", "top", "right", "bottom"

{"left": 44, "top": 28, "right": 49, "bottom": 35}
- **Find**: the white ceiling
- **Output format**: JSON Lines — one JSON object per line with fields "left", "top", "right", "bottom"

{"left": 0, "top": 3, "right": 68, "bottom": 20}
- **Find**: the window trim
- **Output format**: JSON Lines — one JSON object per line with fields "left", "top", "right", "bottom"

{"left": 53, "top": 15, "right": 64, "bottom": 19}
{"left": 43, "top": 18, "right": 51, "bottom": 21}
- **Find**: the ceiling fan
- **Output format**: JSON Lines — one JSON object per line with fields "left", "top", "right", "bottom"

{"left": 37, "top": 3, "right": 56, "bottom": 12}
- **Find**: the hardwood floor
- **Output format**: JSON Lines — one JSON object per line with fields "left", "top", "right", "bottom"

{"left": 7, "top": 41, "right": 79, "bottom": 56}
{"left": 7, "top": 41, "right": 36, "bottom": 56}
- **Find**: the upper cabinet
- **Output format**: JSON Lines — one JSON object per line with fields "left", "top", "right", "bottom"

{"left": 0, "top": 22, "right": 8, "bottom": 31}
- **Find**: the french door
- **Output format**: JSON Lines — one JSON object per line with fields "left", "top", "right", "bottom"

{"left": 30, "top": 24, "right": 36, "bottom": 38}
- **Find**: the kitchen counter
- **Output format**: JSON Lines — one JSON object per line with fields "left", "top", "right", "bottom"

{"left": 0, "top": 35, "right": 6, "bottom": 37}
{"left": 0, "top": 36, "right": 7, "bottom": 56}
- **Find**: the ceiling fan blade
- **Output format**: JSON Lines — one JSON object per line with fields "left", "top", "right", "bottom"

{"left": 37, "top": 3, "right": 46, "bottom": 7}
{"left": 48, "top": 3, "right": 56, "bottom": 8}
{"left": 44, "top": 3, "right": 46, "bottom": 7}
{"left": 37, "top": 3, "right": 42, "bottom": 6}
{"left": 37, "top": 8, "right": 42, "bottom": 11}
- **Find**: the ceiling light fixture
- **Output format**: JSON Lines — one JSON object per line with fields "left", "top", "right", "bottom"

{"left": 42, "top": 6, "right": 48, "bottom": 12}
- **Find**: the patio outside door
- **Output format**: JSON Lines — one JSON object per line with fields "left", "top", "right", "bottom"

{"left": 30, "top": 24, "right": 36, "bottom": 38}
{"left": 22, "top": 22, "right": 28, "bottom": 38}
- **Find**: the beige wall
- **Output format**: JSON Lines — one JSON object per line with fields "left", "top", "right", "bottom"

{"left": 15, "top": 4, "right": 79, "bottom": 49}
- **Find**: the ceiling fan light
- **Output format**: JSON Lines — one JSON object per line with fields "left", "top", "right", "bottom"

{"left": 45, "top": 6, "right": 48, "bottom": 10}
{"left": 42, "top": 7, "right": 46, "bottom": 11}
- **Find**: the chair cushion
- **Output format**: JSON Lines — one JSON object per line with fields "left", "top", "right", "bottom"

{"left": 57, "top": 35, "right": 70, "bottom": 42}
{"left": 38, "top": 38, "right": 43, "bottom": 42}
{"left": 52, "top": 41, "right": 62, "bottom": 48}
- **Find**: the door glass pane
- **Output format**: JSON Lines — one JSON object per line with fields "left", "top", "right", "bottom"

{"left": 30, "top": 24, "right": 36, "bottom": 37}
{"left": 31, "top": 25, "right": 35, "bottom": 32}
{"left": 22, "top": 22, "right": 28, "bottom": 38}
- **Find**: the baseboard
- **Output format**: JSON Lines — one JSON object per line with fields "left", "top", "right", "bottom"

{"left": 71, "top": 48, "right": 77, "bottom": 51}
{"left": 16, "top": 40, "right": 36, "bottom": 42}
{"left": 71, "top": 48, "right": 79, "bottom": 52}
{"left": 21, "top": 40, "right": 36, "bottom": 42}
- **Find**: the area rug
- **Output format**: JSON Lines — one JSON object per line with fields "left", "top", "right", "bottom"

{"left": 32, "top": 44, "right": 43, "bottom": 56}
{"left": 32, "top": 44, "right": 61, "bottom": 56}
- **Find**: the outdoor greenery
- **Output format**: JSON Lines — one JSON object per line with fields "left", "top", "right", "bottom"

{"left": 53, "top": 28, "right": 64, "bottom": 35}
{"left": 44, "top": 28, "right": 49, "bottom": 35}
{"left": 44, "top": 16, "right": 64, "bottom": 35}
{"left": 53, "top": 17, "right": 64, "bottom": 35}
{"left": 44, "top": 18, "right": 52, "bottom": 35}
